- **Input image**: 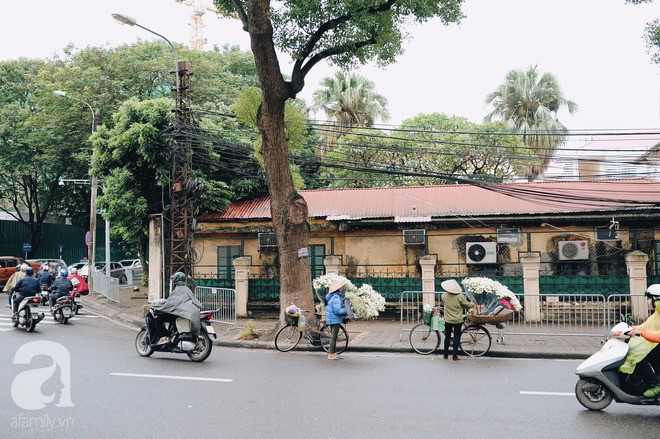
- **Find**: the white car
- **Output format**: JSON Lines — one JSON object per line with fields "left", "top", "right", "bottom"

{"left": 76, "top": 262, "right": 127, "bottom": 284}
{"left": 119, "top": 259, "right": 145, "bottom": 279}
{"left": 29, "top": 258, "right": 67, "bottom": 272}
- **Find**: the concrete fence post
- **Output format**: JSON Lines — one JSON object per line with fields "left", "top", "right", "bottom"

{"left": 232, "top": 257, "right": 251, "bottom": 317}
{"left": 625, "top": 250, "right": 649, "bottom": 322}
{"left": 324, "top": 256, "right": 342, "bottom": 276}
{"left": 520, "top": 252, "right": 542, "bottom": 323}
{"left": 419, "top": 255, "right": 437, "bottom": 307}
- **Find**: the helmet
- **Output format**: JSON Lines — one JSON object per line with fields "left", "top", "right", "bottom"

{"left": 42, "top": 264, "right": 49, "bottom": 271}
{"left": 15, "top": 263, "right": 21, "bottom": 272}
{"left": 20, "top": 263, "right": 28, "bottom": 271}
{"left": 70, "top": 267, "right": 78, "bottom": 274}
{"left": 645, "top": 284, "right": 660, "bottom": 300}
{"left": 172, "top": 272, "right": 186, "bottom": 283}
{"left": 59, "top": 268, "right": 68, "bottom": 278}
{"left": 25, "top": 266, "right": 34, "bottom": 275}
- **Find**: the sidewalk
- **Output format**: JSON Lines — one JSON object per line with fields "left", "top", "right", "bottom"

{"left": 82, "top": 290, "right": 600, "bottom": 360}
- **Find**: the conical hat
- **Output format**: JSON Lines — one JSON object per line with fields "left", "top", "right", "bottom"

{"left": 328, "top": 278, "right": 348, "bottom": 293}
{"left": 441, "top": 279, "right": 463, "bottom": 295}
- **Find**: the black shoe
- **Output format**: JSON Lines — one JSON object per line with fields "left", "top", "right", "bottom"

{"left": 443, "top": 355, "right": 448, "bottom": 359}
{"left": 452, "top": 356, "right": 460, "bottom": 361}
{"left": 11, "top": 313, "right": 18, "bottom": 323}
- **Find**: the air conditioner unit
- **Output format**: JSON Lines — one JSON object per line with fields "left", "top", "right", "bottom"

{"left": 465, "top": 242, "right": 497, "bottom": 264}
{"left": 558, "top": 240, "right": 589, "bottom": 260}
{"left": 403, "top": 229, "right": 426, "bottom": 245}
{"left": 595, "top": 226, "right": 620, "bottom": 242}
{"left": 258, "top": 232, "right": 277, "bottom": 248}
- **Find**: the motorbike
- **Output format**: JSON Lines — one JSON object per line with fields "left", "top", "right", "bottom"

{"left": 12, "top": 294, "right": 45, "bottom": 332}
{"left": 70, "top": 286, "right": 83, "bottom": 315}
{"left": 39, "top": 284, "right": 50, "bottom": 306}
{"left": 51, "top": 289, "right": 75, "bottom": 324}
{"left": 575, "top": 320, "right": 660, "bottom": 410}
{"left": 135, "top": 307, "right": 218, "bottom": 362}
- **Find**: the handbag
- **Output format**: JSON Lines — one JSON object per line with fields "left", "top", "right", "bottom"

{"left": 344, "top": 298, "right": 355, "bottom": 320}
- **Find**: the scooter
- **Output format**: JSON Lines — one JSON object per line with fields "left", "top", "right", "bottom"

{"left": 12, "top": 294, "right": 45, "bottom": 332}
{"left": 39, "top": 284, "right": 50, "bottom": 306}
{"left": 51, "top": 291, "right": 75, "bottom": 324}
{"left": 575, "top": 321, "right": 660, "bottom": 410}
{"left": 70, "top": 286, "right": 83, "bottom": 315}
{"left": 134, "top": 306, "right": 218, "bottom": 362}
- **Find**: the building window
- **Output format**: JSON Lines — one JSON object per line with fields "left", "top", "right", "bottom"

{"left": 217, "top": 245, "right": 242, "bottom": 279}
{"left": 309, "top": 244, "right": 326, "bottom": 278}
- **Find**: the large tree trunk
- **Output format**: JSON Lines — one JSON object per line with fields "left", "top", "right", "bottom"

{"left": 247, "top": 0, "right": 314, "bottom": 323}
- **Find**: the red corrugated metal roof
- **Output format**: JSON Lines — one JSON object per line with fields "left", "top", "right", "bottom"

{"left": 199, "top": 178, "right": 660, "bottom": 221}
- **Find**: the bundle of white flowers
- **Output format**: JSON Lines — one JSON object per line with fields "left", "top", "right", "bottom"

{"left": 313, "top": 274, "right": 385, "bottom": 319}
{"left": 461, "top": 277, "right": 523, "bottom": 312}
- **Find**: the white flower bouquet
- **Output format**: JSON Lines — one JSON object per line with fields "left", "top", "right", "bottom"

{"left": 461, "top": 277, "right": 523, "bottom": 313}
{"left": 313, "top": 274, "right": 385, "bottom": 320}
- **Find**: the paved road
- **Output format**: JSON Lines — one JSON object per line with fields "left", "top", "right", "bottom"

{"left": 0, "top": 308, "right": 657, "bottom": 438}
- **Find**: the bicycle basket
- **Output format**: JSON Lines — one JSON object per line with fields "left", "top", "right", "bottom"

{"left": 285, "top": 313, "right": 299, "bottom": 325}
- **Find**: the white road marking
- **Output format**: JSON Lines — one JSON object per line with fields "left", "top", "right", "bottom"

{"left": 519, "top": 391, "right": 573, "bottom": 396}
{"left": 111, "top": 373, "right": 233, "bottom": 383}
{"left": 0, "top": 328, "right": 11, "bottom": 331}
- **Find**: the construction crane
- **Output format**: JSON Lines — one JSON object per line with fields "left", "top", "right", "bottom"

{"left": 182, "top": 0, "right": 219, "bottom": 50}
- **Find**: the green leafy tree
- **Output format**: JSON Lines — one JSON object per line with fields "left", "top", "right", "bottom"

{"left": 208, "top": 0, "right": 465, "bottom": 317}
{"left": 484, "top": 65, "right": 577, "bottom": 179}
{"left": 311, "top": 72, "right": 390, "bottom": 153}
{"left": 0, "top": 59, "right": 90, "bottom": 255}
{"left": 320, "top": 113, "right": 533, "bottom": 188}
{"left": 91, "top": 98, "right": 174, "bottom": 271}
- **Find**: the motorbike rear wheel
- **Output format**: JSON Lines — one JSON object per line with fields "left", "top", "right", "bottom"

{"left": 187, "top": 333, "right": 212, "bottom": 362}
{"left": 54, "top": 309, "right": 69, "bottom": 324}
{"left": 135, "top": 329, "right": 154, "bottom": 357}
{"left": 575, "top": 378, "right": 613, "bottom": 411}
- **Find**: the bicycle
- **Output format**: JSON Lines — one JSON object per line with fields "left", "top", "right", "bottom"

{"left": 275, "top": 305, "right": 349, "bottom": 353}
{"left": 409, "top": 307, "right": 492, "bottom": 357}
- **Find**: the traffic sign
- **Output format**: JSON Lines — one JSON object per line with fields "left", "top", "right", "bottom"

{"left": 22, "top": 243, "right": 31, "bottom": 252}
{"left": 85, "top": 231, "right": 91, "bottom": 247}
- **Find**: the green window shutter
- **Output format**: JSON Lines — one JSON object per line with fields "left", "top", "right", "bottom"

{"left": 217, "top": 245, "right": 242, "bottom": 279}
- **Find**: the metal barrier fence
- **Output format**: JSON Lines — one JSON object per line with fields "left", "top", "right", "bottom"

{"left": 92, "top": 272, "right": 120, "bottom": 304}
{"left": 399, "top": 291, "right": 649, "bottom": 341}
{"left": 195, "top": 286, "right": 237, "bottom": 326}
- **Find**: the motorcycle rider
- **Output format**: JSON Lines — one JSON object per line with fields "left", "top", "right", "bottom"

{"left": 3, "top": 263, "right": 24, "bottom": 308}
{"left": 37, "top": 264, "right": 53, "bottom": 289}
{"left": 67, "top": 267, "right": 89, "bottom": 295}
{"left": 49, "top": 269, "right": 73, "bottom": 311}
{"left": 619, "top": 284, "right": 660, "bottom": 398}
{"left": 10, "top": 266, "right": 39, "bottom": 321}
{"left": 150, "top": 272, "right": 202, "bottom": 344}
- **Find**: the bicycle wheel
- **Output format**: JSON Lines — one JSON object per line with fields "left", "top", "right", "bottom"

{"left": 459, "top": 324, "right": 491, "bottom": 357}
{"left": 275, "top": 324, "right": 302, "bottom": 352}
{"left": 320, "top": 324, "right": 348, "bottom": 354}
{"left": 409, "top": 323, "right": 440, "bottom": 355}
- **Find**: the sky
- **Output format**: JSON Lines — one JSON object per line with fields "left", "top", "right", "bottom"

{"left": 1, "top": 0, "right": 658, "bottom": 133}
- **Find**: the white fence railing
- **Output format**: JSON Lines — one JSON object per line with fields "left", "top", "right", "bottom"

{"left": 399, "top": 291, "right": 650, "bottom": 340}
{"left": 195, "top": 286, "right": 236, "bottom": 326}
{"left": 92, "top": 272, "right": 120, "bottom": 304}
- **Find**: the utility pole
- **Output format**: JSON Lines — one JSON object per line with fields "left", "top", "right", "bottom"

{"left": 88, "top": 109, "right": 100, "bottom": 292}
{"left": 169, "top": 60, "right": 194, "bottom": 283}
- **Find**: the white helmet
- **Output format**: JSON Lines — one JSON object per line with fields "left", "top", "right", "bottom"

{"left": 42, "top": 264, "right": 50, "bottom": 271}
{"left": 645, "top": 284, "right": 660, "bottom": 299}
{"left": 70, "top": 267, "right": 78, "bottom": 274}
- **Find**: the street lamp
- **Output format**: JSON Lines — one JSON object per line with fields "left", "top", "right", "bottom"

{"left": 111, "top": 13, "right": 180, "bottom": 95}
{"left": 53, "top": 90, "right": 100, "bottom": 288}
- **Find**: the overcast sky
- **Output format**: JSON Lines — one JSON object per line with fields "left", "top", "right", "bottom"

{"left": 1, "top": 0, "right": 658, "bottom": 132}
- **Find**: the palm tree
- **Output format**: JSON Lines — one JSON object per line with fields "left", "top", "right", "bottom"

{"left": 311, "top": 72, "right": 390, "bottom": 156}
{"left": 484, "top": 65, "right": 578, "bottom": 178}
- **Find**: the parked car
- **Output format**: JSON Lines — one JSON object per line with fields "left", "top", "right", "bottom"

{"left": 78, "top": 262, "right": 127, "bottom": 284}
{"left": 119, "top": 259, "right": 145, "bottom": 280}
{"left": 68, "top": 261, "right": 88, "bottom": 273}
{"left": 27, "top": 258, "right": 68, "bottom": 273}
{"left": 0, "top": 257, "right": 41, "bottom": 286}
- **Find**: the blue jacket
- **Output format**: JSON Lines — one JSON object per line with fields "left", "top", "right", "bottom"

{"left": 51, "top": 277, "right": 73, "bottom": 297}
{"left": 10, "top": 275, "right": 39, "bottom": 296}
{"left": 37, "top": 270, "right": 53, "bottom": 287}
{"left": 325, "top": 291, "right": 347, "bottom": 325}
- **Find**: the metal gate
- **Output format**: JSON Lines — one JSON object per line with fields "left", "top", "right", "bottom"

{"left": 195, "top": 286, "right": 236, "bottom": 326}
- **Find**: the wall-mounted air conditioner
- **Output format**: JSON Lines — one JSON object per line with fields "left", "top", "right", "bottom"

{"left": 465, "top": 242, "right": 497, "bottom": 264}
{"left": 403, "top": 229, "right": 426, "bottom": 246}
{"left": 558, "top": 240, "right": 589, "bottom": 260}
{"left": 258, "top": 232, "right": 277, "bottom": 248}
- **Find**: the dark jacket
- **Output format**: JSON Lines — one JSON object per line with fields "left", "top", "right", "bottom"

{"left": 325, "top": 291, "right": 347, "bottom": 325}
{"left": 37, "top": 270, "right": 53, "bottom": 287}
{"left": 51, "top": 277, "right": 73, "bottom": 296}
{"left": 151, "top": 282, "right": 203, "bottom": 336}
{"left": 11, "top": 275, "right": 39, "bottom": 296}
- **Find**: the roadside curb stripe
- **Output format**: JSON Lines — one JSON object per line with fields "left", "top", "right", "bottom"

{"left": 110, "top": 372, "right": 233, "bottom": 383}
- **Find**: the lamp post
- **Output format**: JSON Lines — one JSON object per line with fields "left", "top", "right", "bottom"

{"left": 53, "top": 90, "right": 100, "bottom": 290}
{"left": 111, "top": 13, "right": 180, "bottom": 95}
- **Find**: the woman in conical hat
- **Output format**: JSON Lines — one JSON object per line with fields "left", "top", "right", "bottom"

{"left": 440, "top": 279, "right": 475, "bottom": 360}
